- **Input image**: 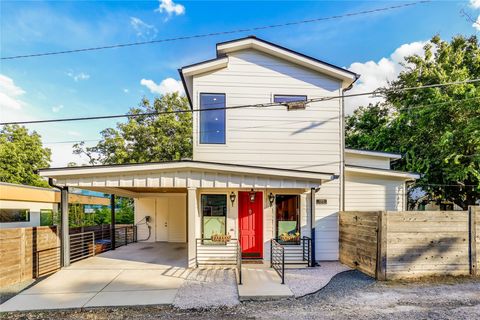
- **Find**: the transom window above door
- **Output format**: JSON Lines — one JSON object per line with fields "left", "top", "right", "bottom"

{"left": 199, "top": 93, "right": 226, "bottom": 144}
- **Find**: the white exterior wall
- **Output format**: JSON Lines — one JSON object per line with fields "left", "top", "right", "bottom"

{"left": 190, "top": 49, "right": 343, "bottom": 261}
{"left": 134, "top": 194, "right": 187, "bottom": 243}
{"left": 345, "top": 153, "right": 391, "bottom": 170}
{"left": 0, "top": 200, "right": 57, "bottom": 229}
{"left": 345, "top": 172, "right": 406, "bottom": 211}
{"left": 192, "top": 50, "right": 343, "bottom": 174}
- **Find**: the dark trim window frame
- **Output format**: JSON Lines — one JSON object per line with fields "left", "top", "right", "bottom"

{"left": 275, "top": 195, "right": 301, "bottom": 245}
{"left": 199, "top": 93, "right": 226, "bottom": 144}
{"left": 0, "top": 209, "right": 30, "bottom": 223}
{"left": 200, "top": 194, "right": 228, "bottom": 240}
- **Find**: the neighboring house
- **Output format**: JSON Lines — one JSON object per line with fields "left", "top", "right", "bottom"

{"left": 38, "top": 36, "right": 419, "bottom": 266}
{"left": 0, "top": 182, "right": 110, "bottom": 229}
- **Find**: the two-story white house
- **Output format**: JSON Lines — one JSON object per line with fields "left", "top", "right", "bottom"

{"left": 39, "top": 36, "right": 419, "bottom": 268}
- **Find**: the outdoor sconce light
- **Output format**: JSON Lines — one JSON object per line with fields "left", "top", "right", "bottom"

{"left": 268, "top": 192, "right": 275, "bottom": 206}
{"left": 229, "top": 192, "right": 236, "bottom": 206}
{"left": 249, "top": 189, "right": 256, "bottom": 202}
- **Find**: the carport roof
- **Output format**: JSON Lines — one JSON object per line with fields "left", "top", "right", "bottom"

{"left": 38, "top": 160, "right": 334, "bottom": 190}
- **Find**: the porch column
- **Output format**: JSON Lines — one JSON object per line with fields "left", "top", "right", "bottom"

{"left": 111, "top": 194, "right": 116, "bottom": 250}
{"left": 187, "top": 187, "right": 198, "bottom": 268}
{"left": 60, "top": 187, "right": 70, "bottom": 267}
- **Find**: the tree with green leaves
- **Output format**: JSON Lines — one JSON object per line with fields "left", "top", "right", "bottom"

{"left": 0, "top": 124, "right": 51, "bottom": 187}
{"left": 346, "top": 35, "right": 480, "bottom": 209}
{"left": 74, "top": 92, "right": 192, "bottom": 164}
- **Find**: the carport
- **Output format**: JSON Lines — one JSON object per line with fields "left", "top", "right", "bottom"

{"left": 0, "top": 242, "right": 189, "bottom": 311}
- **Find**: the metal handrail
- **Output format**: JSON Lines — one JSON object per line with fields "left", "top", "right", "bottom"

{"left": 69, "top": 231, "right": 95, "bottom": 263}
{"left": 272, "top": 236, "right": 312, "bottom": 266}
{"left": 270, "top": 239, "right": 285, "bottom": 284}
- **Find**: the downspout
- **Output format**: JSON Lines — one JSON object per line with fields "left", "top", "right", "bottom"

{"left": 340, "top": 76, "right": 359, "bottom": 211}
{"left": 48, "top": 178, "right": 70, "bottom": 267}
{"left": 310, "top": 186, "right": 319, "bottom": 267}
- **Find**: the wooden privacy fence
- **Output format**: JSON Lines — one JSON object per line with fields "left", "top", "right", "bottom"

{"left": 339, "top": 206, "right": 479, "bottom": 280}
{"left": 0, "top": 226, "right": 60, "bottom": 288}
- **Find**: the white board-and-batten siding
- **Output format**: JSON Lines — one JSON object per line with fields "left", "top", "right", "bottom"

{"left": 190, "top": 50, "right": 344, "bottom": 261}
{"left": 53, "top": 171, "right": 320, "bottom": 190}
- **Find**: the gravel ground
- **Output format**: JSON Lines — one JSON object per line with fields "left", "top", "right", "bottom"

{"left": 285, "top": 262, "right": 350, "bottom": 297}
{"left": 2, "top": 271, "right": 479, "bottom": 320}
{"left": 172, "top": 268, "right": 239, "bottom": 309}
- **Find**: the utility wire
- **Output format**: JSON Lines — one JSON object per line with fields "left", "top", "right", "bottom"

{"left": 1, "top": 1, "right": 429, "bottom": 60}
{"left": 2, "top": 78, "right": 479, "bottom": 126}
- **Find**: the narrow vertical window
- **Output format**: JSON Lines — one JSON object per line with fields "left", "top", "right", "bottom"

{"left": 200, "top": 93, "right": 226, "bottom": 144}
{"left": 275, "top": 195, "right": 300, "bottom": 244}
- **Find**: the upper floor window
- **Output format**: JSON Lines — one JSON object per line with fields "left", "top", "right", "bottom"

{"left": 200, "top": 93, "right": 226, "bottom": 144}
{"left": 274, "top": 95, "right": 307, "bottom": 110}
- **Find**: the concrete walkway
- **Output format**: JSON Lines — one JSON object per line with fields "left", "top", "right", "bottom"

{"left": 238, "top": 263, "right": 294, "bottom": 300}
{"left": 0, "top": 242, "right": 350, "bottom": 311}
{"left": 0, "top": 242, "right": 189, "bottom": 312}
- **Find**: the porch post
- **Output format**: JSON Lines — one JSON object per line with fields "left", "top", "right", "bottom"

{"left": 187, "top": 187, "right": 198, "bottom": 268}
{"left": 60, "top": 187, "right": 70, "bottom": 267}
{"left": 111, "top": 194, "right": 116, "bottom": 250}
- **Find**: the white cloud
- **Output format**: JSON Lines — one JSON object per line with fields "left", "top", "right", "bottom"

{"left": 123, "top": 88, "right": 129, "bottom": 93}
{"left": 140, "top": 77, "right": 184, "bottom": 95}
{"left": 66, "top": 71, "right": 90, "bottom": 82}
{"left": 155, "top": 0, "right": 185, "bottom": 17}
{"left": 67, "top": 130, "right": 81, "bottom": 137}
{"left": 130, "top": 17, "right": 158, "bottom": 40}
{"left": 51, "top": 104, "right": 64, "bottom": 113}
{"left": 0, "top": 74, "right": 26, "bottom": 110}
{"left": 346, "top": 41, "right": 427, "bottom": 114}
{"left": 473, "top": 15, "right": 480, "bottom": 31}
{"left": 470, "top": 0, "right": 480, "bottom": 9}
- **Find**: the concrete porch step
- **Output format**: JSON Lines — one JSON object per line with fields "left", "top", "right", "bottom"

{"left": 238, "top": 265, "right": 293, "bottom": 301}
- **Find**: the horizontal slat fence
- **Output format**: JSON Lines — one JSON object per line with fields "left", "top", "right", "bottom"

{"left": 340, "top": 206, "right": 479, "bottom": 280}
{"left": 339, "top": 211, "right": 380, "bottom": 278}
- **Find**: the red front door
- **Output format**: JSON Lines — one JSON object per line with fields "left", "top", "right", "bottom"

{"left": 238, "top": 191, "right": 263, "bottom": 259}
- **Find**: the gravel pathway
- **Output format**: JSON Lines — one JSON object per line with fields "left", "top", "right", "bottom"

{"left": 172, "top": 268, "right": 239, "bottom": 309}
{"left": 2, "top": 271, "right": 479, "bottom": 319}
{"left": 285, "top": 262, "right": 351, "bottom": 297}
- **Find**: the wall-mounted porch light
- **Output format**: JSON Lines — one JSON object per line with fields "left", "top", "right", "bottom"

{"left": 229, "top": 192, "right": 236, "bottom": 206}
{"left": 268, "top": 192, "right": 275, "bottom": 206}
{"left": 249, "top": 189, "right": 256, "bottom": 202}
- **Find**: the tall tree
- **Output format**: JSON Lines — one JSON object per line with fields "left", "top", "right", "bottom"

{"left": 346, "top": 35, "right": 480, "bottom": 209}
{"left": 74, "top": 92, "right": 192, "bottom": 164}
{"left": 0, "top": 125, "right": 51, "bottom": 187}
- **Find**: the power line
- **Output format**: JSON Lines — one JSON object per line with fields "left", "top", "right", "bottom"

{"left": 1, "top": 1, "right": 430, "bottom": 60}
{"left": 2, "top": 78, "right": 479, "bottom": 126}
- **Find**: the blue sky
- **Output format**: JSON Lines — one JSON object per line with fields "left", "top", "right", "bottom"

{"left": 1, "top": 0, "right": 479, "bottom": 166}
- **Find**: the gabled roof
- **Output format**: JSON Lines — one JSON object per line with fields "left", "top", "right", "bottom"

{"left": 179, "top": 36, "right": 360, "bottom": 108}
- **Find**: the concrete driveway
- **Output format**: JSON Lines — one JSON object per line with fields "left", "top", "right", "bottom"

{"left": 0, "top": 242, "right": 189, "bottom": 312}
